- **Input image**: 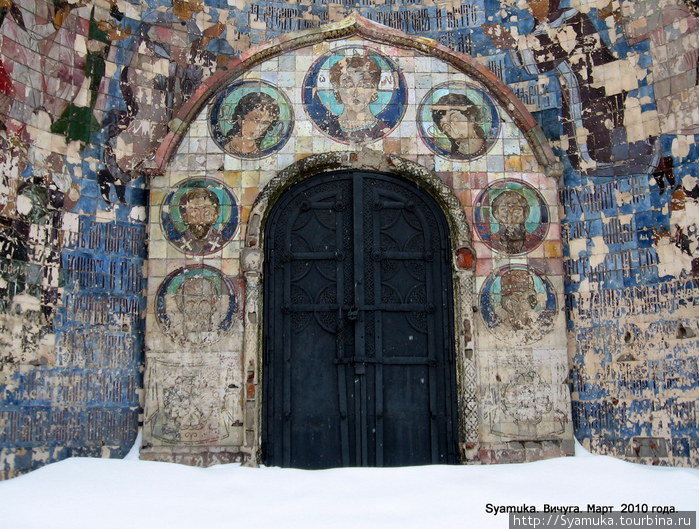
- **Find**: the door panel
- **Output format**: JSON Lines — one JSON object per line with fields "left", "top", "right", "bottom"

{"left": 263, "top": 171, "right": 456, "bottom": 468}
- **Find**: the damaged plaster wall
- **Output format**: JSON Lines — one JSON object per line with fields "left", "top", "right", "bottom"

{"left": 0, "top": 0, "right": 696, "bottom": 478}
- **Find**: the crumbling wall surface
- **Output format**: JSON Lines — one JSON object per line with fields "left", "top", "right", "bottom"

{"left": 481, "top": 0, "right": 699, "bottom": 466}
{"left": 0, "top": 1, "right": 149, "bottom": 479}
{"left": 0, "top": 0, "right": 696, "bottom": 478}
{"left": 557, "top": 0, "right": 699, "bottom": 467}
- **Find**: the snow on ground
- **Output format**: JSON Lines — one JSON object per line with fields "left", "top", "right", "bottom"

{"left": 1, "top": 434, "right": 697, "bottom": 529}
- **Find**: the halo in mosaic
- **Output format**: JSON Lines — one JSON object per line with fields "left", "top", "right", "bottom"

{"left": 209, "top": 80, "right": 293, "bottom": 159}
{"left": 302, "top": 45, "right": 407, "bottom": 144}
{"left": 160, "top": 177, "right": 239, "bottom": 256}
{"left": 156, "top": 265, "right": 236, "bottom": 347}
{"left": 418, "top": 81, "right": 501, "bottom": 160}
{"left": 473, "top": 179, "right": 549, "bottom": 255}
{"left": 479, "top": 265, "right": 557, "bottom": 346}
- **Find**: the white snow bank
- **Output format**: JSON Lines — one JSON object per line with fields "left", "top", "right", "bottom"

{"left": 0, "top": 443, "right": 697, "bottom": 529}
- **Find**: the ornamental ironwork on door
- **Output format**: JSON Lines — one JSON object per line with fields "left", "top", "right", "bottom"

{"left": 263, "top": 171, "right": 457, "bottom": 468}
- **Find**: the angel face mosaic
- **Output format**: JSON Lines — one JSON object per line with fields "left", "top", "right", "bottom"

{"left": 302, "top": 45, "right": 407, "bottom": 144}
{"left": 209, "top": 80, "right": 293, "bottom": 159}
{"left": 480, "top": 265, "right": 557, "bottom": 346}
{"left": 160, "top": 178, "right": 239, "bottom": 255}
{"left": 418, "top": 81, "right": 500, "bottom": 160}
{"left": 473, "top": 179, "right": 549, "bottom": 255}
{"left": 155, "top": 265, "right": 236, "bottom": 347}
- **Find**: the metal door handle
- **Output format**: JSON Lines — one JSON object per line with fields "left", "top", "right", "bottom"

{"left": 347, "top": 306, "right": 359, "bottom": 321}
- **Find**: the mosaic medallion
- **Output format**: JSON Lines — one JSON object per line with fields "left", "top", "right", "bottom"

{"left": 479, "top": 265, "right": 556, "bottom": 345}
{"left": 302, "top": 45, "right": 407, "bottom": 144}
{"left": 155, "top": 265, "right": 236, "bottom": 346}
{"left": 473, "top": 179, "right": 549, "bottom": 255}
{"left": 418, "top": 81, "right": 500, "bottom": 160}
{"left": 209, "top": 80, "right": 293, "bottom": 158}
{"left": 160, "top": 177, "right": 238, "bottom": 255}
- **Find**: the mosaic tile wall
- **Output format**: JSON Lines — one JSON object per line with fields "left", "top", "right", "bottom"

{"left": 0, "top": 0, "right": 696, "bottom": 477}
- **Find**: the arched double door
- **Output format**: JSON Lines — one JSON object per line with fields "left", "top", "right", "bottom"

{"left": 263, "top": 171, "right": 457, "bottom": 468}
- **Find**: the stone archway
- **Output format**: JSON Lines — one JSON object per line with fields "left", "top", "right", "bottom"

{"left": 142, "top": 16, "right": 571, "bottom": 467}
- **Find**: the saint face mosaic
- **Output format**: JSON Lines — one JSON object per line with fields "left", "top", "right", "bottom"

{"left": 155, "top": 266, "right": 236, "bottom": 347}
{"left": 160, "top": 178, "right": 239, "bottom": 255}
{"left": 209, "top": 80, "right": 294, "bottom": 159}
{"left": 418, "top": 81, "right": 500, "bottom": 160}
{"left": 480, "top": 265, "right": 557, "bottom": 346}
{"left": 473, "top": 179, "right": 549, "bottom": 255}
{"left": 302, "top": 46, "right": 407, "bottom": 144}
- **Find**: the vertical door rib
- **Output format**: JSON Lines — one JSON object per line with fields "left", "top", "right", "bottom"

{"left": 371, "top": 184, "right": 385, "bottom": 466}
{"left": 335, "top": 188, "right": 351, "bottom": 467}
{"left": 282, "top": 207, "right": 296, "bottom": 468}
{"left": 351, "top": 174, "right": 368, "bottom": 466}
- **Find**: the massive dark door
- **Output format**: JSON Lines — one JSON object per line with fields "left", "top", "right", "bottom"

{"left": 263, "top": 171, "right": 457, "bottom": 468}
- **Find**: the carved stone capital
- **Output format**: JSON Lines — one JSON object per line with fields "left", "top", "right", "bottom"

{"left": 242, "top": 247, "right": 263, "bottom": 275}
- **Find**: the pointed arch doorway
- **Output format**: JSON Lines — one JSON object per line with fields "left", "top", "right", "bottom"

{"left": 262, "top": 170, "right": 458, "bottom": 468}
